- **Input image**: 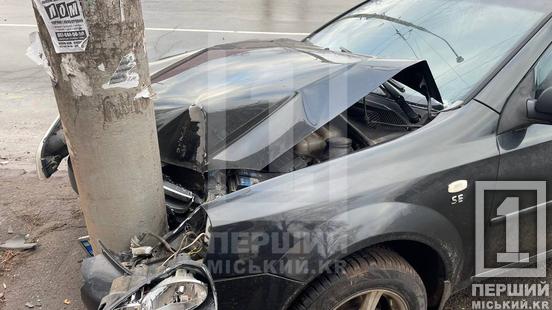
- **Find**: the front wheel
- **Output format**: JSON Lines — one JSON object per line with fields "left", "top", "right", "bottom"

{"left": 292, "top": 247, "right": 427, "bottom": 310}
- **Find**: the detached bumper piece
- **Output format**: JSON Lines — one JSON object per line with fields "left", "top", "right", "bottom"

{"left": 82, "top": 253, "right": 217, "bottom": 310}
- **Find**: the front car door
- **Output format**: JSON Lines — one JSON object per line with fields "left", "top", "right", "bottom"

{"left": 489, "top": 44, "right": 552, "bottom": 272}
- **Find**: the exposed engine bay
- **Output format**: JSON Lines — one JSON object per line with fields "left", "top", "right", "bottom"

{"left": 162, "top": 85, "right": 441, "bottom": 208}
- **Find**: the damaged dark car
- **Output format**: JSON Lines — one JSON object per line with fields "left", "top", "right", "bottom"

{"left": 37, "top": 0, "right": 552, "bottom": 309}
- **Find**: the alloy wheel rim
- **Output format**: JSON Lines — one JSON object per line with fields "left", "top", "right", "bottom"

{"left": 331, "top": 289, "right": 409, "bottom": 310}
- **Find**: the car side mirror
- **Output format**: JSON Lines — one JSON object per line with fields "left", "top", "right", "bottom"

{"left": 527, "top": 87, "right": 552, "bottom": 122}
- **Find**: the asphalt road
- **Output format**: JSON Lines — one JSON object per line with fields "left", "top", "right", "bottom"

{"left": 0, "top": 1, "right": 550, "bottom": 309}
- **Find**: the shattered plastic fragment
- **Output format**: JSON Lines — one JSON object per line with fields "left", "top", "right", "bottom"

{"left": 131, "top": 246, "right": 153, "bottom": 257}
{"left": 78, "top": 235, "right": 94, "bottom": 257}
{"left": 0, "top": 235, "right": 37, "bottom": 250}
{"left": 102, "top": 53, "right": 140, "bottom": 89}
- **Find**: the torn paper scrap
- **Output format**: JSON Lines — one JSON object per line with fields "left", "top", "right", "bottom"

{"left": 26, "top": 32, "right": 56, "bottom": 81}
{"left": 102, "top": 53, "right": 140, "bottom": 89}
{"left": 134, "top": 87, "right": 152, "bottom": 100}
{"left": 32, "top": 0, "right": 89, "bottom": 53}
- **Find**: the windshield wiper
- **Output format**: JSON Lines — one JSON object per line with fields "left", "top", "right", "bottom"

{"left": 387, "top": 79, "right": 405, "bottom": 93}
{"left": 381, "top": 81, "right": 421, "bottom": 123}
{"left": 343, "top": 13, "right": 464, "bottom": 63}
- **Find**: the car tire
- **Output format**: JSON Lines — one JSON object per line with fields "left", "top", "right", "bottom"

{"left": 292, "top": 247, "right": 427, "bottom": 310}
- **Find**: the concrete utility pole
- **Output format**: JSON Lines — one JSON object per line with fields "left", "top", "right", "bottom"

{"left": 32, "top": 0, "right": 167, "bottom": 252}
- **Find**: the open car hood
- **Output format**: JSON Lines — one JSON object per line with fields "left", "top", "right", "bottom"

{"left": 37, "top": 39, "right": 442, "bottom": 179}
{"left": 152, "top": 39, "right": 441, "bottom": 173}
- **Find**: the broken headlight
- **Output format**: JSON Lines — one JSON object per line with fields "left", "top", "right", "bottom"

{"left": 105, "top": 260, "right": 217, "bottom": 310}
{"left": 141, "top": 269, "right": 208, "bottom": 310}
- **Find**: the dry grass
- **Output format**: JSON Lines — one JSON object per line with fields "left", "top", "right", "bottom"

{"left": 0, "top": 250, "right": 18, "bottom": 273}
{"left": 19, "top": 213, "right": 43, "bottom": 228}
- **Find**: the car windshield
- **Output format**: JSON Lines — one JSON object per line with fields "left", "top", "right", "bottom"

{"left": 308, "top": 0, "right": 549, "bottom": 106}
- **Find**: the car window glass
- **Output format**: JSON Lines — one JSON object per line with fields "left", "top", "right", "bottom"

{"left": 309, "top": 0, "right": 549, "bottom": 106}
{"left": 535, "top": 47, "right": 552, "bottom": 98}
{"left": 498, "top": 46, "right": 552, "bottom": 134}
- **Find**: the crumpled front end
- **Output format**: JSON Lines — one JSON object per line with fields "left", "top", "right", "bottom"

{"left": 80, "top": 201, "right": 217, "bottom": 310}
{"left": 152, "top": 39, "right": 441, "bottom": 176}
{"left": 39, "top": 38, "right": 445, "bottom": 309}
{"left": 95, "top": 259, "right": 217, "bottom": 310}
